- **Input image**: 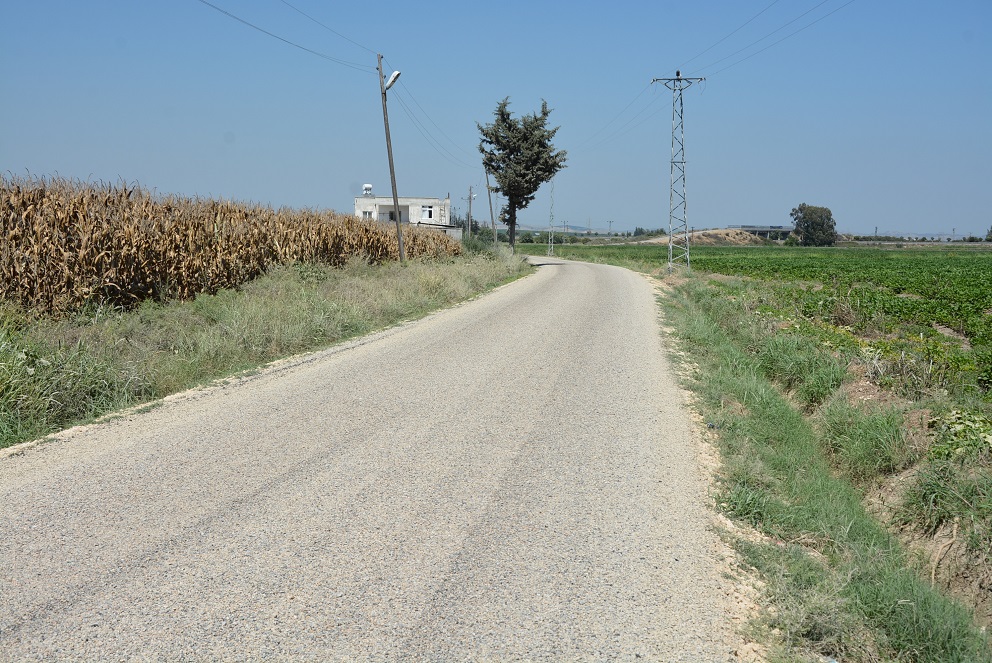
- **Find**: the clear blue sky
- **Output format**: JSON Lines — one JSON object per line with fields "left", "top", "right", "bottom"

{"left": 3, "top": 1, "right": 990, "bottom": 237}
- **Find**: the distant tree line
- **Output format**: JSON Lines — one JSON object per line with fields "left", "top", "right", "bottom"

{"left": 849, "top": 234, "right": 991, "bottom": 243}
{"left": 633, "top": 227, "right": 666, "bottom": 237}
{"left": 518, "top": 231, "right": 592, "bottom": 245}
{"left": 459, "top": 224, "right": 666, "bottom": 244}
{"left": 783, "top": 204, "right": 991, "bottom": 247}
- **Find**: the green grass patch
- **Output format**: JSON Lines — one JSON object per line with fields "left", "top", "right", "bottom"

{"left": 665, "top": 276, "right": 991, "bottom": 661}
{"left": 818, "top": 395, "right": 912, "bottom": 484}
{"left": 900, "top": 461, "right": 992, "bottom": 560}
{"left": 0, "top": 254, "right": 530, "bottom": 449}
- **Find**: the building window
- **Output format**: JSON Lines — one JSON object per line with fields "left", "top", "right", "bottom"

{"left": 421, "top": 206, "right": 434, "bottom": 221}
{"left": 362, "top": 210, "right": 373, "bottom": 220}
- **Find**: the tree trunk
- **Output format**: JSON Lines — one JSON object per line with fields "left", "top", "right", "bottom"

{"left": 507, "top": 206, "right": 517, "bottom": 252}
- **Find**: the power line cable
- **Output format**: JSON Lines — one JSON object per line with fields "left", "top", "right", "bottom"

{"left": 678, "top": 0, "right": 783, "bottom": 71}
{"left": 588, "top": 3, "right": 854, "bottom": 162}
{"left": 195, "top": 0, "right": 375, "bottom": 73}
{"left": 390, "top": 92, "right": 478, "bottom": 170}
{"left": 687, "top": 0, "right": 835, "bottom": 76}
{"left": 381, "top": 57, "right": 479, "bottom": 161}
{"left": 396, "top": 82, "right": 478, "bottom": 160}
{"left": 581, "top": 88, "right": 667, "bottom": 152}
{"left": 705, "top": 0, "right": 858, "bottom": 76}
{"left": 392, "top": 93, "right": 471, "bottom": 168}
{"left": 275, "top": 0, "right": 377, "bottom": 55}
{"left": 690, "top": 0, "right": 842, "bottom": 76}
{"left": 574, "top": 83, "right": 653, "bottom": 150}
{"left": 611, "top": 97, "right": 677, "bottom": 142}
{"left": 198, "top": 3, "right": 485, "bottom": 192}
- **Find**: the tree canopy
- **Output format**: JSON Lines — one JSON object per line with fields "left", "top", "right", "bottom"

{"left": 790, "top": 203, "right": 837, "bottom": 247}
{"left": 478, "top": 98, "right": 566, "bottom": 248}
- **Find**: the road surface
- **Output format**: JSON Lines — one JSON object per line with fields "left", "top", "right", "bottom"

{"left": 1, "top": 258, "right": 738, "bottom": 661}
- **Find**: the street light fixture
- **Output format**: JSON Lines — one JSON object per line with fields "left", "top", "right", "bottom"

{"left": 378, "top": 53, "right": 405, "bottom": 262}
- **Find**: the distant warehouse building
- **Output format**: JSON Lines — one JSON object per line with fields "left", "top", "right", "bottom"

{"left": 354, "top": 184, "right": 459, "bottom": 239}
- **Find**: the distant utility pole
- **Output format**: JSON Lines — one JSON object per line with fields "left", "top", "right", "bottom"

{"left": 464, "top": 186, "right": 476, "bottom": 238}
{"left": 652, "top": 70, "right": 704, "bottom": 272}
{"left": 485, "top": 170, "right": 497, "bottom": 247}
{"left": 608, "top": 220, "right": 613, "bottom": 236}
{"left": 547, "top": 178, "right": 556, "bottom": 256}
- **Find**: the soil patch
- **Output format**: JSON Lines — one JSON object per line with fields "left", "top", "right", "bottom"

{"left": 933, "top": 323, "right": 972, "bottom": 350}
{"left": 865, "top": 418, "right": 992, "bottom": 629}
{"left": 691, "top": 229, "right": 768, "bottom": 246}
{"left": 635, "top": 228, "right": 767, "bottom": 247}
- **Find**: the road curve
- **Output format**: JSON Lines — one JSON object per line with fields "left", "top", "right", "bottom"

{"left": 1, "top": 258, "right": 737, "bottom": 661}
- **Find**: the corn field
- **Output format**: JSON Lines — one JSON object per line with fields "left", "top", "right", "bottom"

{"left": 1, "top": 175, "right": 460, "bottom": 314}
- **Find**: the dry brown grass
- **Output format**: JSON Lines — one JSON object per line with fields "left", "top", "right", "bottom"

{"left": 1, "top": 174, "right": 460, "bottom": 314}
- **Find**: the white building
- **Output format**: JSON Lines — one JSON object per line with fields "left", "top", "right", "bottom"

{"left": 354, "top": 184, "right": 459, "bottom": 239}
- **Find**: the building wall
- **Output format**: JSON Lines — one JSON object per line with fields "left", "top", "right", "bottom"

{"left": 354, "top": 196, "right": 451, "bottom": 227}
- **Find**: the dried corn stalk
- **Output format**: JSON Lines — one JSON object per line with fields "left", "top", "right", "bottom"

{"left": 1, "top": 175, "right": 461, "bottom": 315}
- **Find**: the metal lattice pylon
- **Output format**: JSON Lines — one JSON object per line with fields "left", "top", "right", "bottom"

{"left": 652, "top": 73, "right": 704, "bottom": 272}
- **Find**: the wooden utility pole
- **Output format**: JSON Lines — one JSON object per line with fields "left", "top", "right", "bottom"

{"left": 378, "top": 53, "right": 405, "bottom": 262}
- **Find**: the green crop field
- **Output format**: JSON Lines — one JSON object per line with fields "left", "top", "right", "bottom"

{"left": 525, "top": 244, "right": 992, "bottom": 394}
{"left": 692, "top": 246, "right": 992, "bottom": 396}
{"left": 692, "top": 246, "right": 992, "bottom": 349}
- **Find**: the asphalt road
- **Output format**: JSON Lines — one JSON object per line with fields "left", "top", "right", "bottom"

{"left": 0, "top": 258, "right": 737, "bottom": 661}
